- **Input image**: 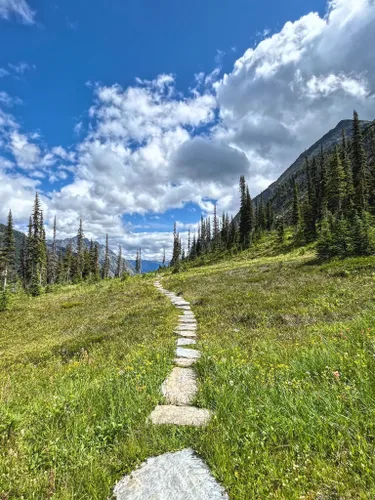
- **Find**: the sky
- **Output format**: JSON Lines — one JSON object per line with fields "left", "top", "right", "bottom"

{"left": 0, "top": 0, "right": 375, "bottom": 260}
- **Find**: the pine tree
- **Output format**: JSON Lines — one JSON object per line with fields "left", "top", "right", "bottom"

{"left": 171, "top": 222, "right": 181, "bottom": 268}
{"left": 116, "top": 245, "right": 123, "bottom": 278}
{"left": 213, "top": 203, "right": 220, "bottom": 244}
{"left": 352, "top": 110, "right": 369, "bottom": 211}
{"left": 303, "top": 157, "right": 317, "bottom": 242}
{"left": 351, "top": 211, "right": 375, "bottom": 256}
{"left": 0, "top": 210, "right": 16, "bottom": 291}
{"left": 74, "top": 218, "right": 85, "bottom": 280}
{"left": 316, "top": 211, "right": 334, "bottom": 260}
{"left": 292, "top": 181, "right": 302, "bottom": 227}
{"left": 327, "top": 146, "right": 345, "bottom": 214}
{"left": 266, "top": 201, "right": 274, "bottom": 231}
{"left": 341, "top": 130, "right": 355, "bottom": 213}
{"left": 103, "top": 234, "right": 110, "bottom": 278}
{"left": 162, "top": 248, "right": 166, "bottom": 267}
{"left": 64, "top": 240, "right": 73, "bottom": 282}
{"left": 276, "top": 216, "right": 285, "bottom": 244}
{"left": 19, "top": 234, "right": 28, "bottom": 288}
{"left": 239, "top": 176, "right": 252, "bottom": 248}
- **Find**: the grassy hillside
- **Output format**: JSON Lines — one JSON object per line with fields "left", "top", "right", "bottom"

{"left": 0, "top": 278, "right": 181, "bottom": 498}
{"left": 163, "top": 240, "right": 375, "bottom": 498}
{"left": 2, "top": 236, "right": 375, "bottom": 498}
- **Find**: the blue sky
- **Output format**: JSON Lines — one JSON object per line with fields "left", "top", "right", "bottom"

{"left": 1, "top": 0, "right": 374, "bottom": 259}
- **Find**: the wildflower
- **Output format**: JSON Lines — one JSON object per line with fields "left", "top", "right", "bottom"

{"left": 333, "top": 371, "right": 340, "bottom": 379}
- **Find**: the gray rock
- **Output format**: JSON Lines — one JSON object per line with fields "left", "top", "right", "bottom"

{"left": 176, "top": 347, "right": 201, "bottom": 359}
{"left": 177, "top": 338, "right": 196, "bottom": 346}
{"left": 149, "top": 406, "right": 212, "bottom": 427}
{"left": 161, "top": 367, "right": 197, "bottom": 405}
{"left": 113, "top": 448, "right": 226, "bottom": 499}
{"left": 174, "top": 330, "right": 197, "bottom": 338}
{"left": 175, "top": 357, "right": 196, "bottom": 367}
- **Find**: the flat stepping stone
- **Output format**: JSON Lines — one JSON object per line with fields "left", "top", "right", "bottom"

{"left": 175, "top": 324, "right": 197, "bottom": 330}
{"left": 149, "top": 406, "right": 211, "bottom": 427}
{"left": 176, "top": 305, "right": 191, "bottom": 310}
{"left": 174, "top": 330, "right": 197, "bottom": 338}
{"left": 175, "top": 357, "right": 196, "bottom": 367}
{"left": 177, "top": 338, "right": 196, "bottom": 346}
{"left": 114, "top": 448, "right": 226, "bottom": 499}
{"left": 161, "top": 367, "right": 197, "bottom": 405}
{"left": 176, "top": 347, "right": 201, "bottom": 359}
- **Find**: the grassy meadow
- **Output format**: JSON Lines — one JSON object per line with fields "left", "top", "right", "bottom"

{"left": 2, "top": 232, "right": 375, "bottom": 498}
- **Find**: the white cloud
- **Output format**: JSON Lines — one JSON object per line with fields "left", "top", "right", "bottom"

{"left": 1, "top": 0, "right": 375, "bottom": 259}
{"left": 0, "top": 0, "right": 35, "bottom": 24}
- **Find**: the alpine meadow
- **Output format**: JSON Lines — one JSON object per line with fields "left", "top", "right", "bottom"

{"left": 2, "top": 0, "right": 375, "bottom": 498}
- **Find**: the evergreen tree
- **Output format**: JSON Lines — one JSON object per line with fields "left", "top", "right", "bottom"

{"left": 74, "top": 218, "right": 85, "bottom": 280}
{"left": 0, "top": 210, "right": 16, "bottom": 291}
{"left": 171, "top": 222, "right": 181, "bottom": 268}
{"left": 276, "top": 216, "right": 285, "bottom": 244}
{"left": 352, "top": 110, "right": 369, "bottom": 211}
{"left": 64, "top": 240, "right": 73, "bottom": 282}
{"left": 266, "top": 201, "right": 274, "bottom": 231}
{"left": 19, "top": 234, "right": 28, "bottom": 288}
{"left": 116, "top": 245, "right": 123, "bottom": 278}
{"left": 162, "top": 248, "right": 166, "bottom": 267}
{"left": 291, "top": 181, "right": 302, "bottom": 227}
{"left": 239, "top": 176, "right": 253, "bottom": 248}
{"left": 341, "top": 130, "right": 355, "bottom": 213}
{"left": 327, "top": 146, "right": 345, "bottom": 214}
{"left": 103, "top": 234, "right": 110, "bottom": 278}
{"left": 351, "top": 211, "right": 375, "bottom": 256}
{"left": 316, "top": 211, "right": 334, "bottom": 260}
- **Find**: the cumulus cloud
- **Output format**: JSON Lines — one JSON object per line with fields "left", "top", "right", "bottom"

{"left": 1, "top": 0, "right": 375, "bottom": 259}
{"left": 171, "top": 137, "right": 250, "bottom": 183}
{"left": 0, "top": 0, "right": 35, "bottom": 23}
{"left": 214, "top": 0, "right": 375, "bottom": 187}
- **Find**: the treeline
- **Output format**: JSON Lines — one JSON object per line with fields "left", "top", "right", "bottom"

{"left": 0, "top": 193, "right": 128, "bottom": 308}
{"left": 170, "top": 111, "right": 375, "bottom": 267}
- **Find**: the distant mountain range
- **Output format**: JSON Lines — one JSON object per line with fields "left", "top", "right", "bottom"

{"left": 128, "top": 260, "right": 162, "bottom": 273}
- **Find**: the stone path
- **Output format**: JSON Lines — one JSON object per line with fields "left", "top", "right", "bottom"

{"left": 113, "top": 280, "right": 228, "bottom": 500}
{"left": 149, "top": 279, "right": 211, "bottom": 426}
{"left": 114, "top": 449, "right": 229, "bottom": 499}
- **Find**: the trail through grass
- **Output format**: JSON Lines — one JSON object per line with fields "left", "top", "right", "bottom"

{"left": 2, "top": 242, "right": 375, "bottom": 498}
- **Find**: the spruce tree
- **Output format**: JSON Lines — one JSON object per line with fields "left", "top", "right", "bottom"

{"left": 327, "top": 146, "right": 345, "bottom": 214}
{"left": 103, "top": 234, "right": 110, "bottom": 278}
{"left": 352, "top": 110, "right": 369, "bottom": 211}
{"left": 341, "top": 130, "right": 355, "bottom": 213}
{"left": 266, "top": 201, "right": 274, "bottom": 231}
{"left": 276, "top": 216, "right": 285, "bottom": 244}
{"left": 239, "top": 176, "right": 252, "bottom": 248}
{"left": 291, "top": 181, "right": 302, "bottom": 227}
{"left": 116, "top": 245, "right": 123, "bottom": 278}
{"left": 0, "top": 210, "right": 16, "bottom": 291}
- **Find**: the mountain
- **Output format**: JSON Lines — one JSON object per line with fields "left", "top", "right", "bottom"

{"left": 0, "top": 226, "right": 135, "bottom": 277}
{"left": 128, "top": 260, "right": 162, "bottom": 273}
{"left": 255, "top": 119, "right": 372, "bottom": 208}
{"left": 232, "top": 118, "right": 375, "bottom": 223}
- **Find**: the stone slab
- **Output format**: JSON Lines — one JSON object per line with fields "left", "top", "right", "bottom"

{"left": 174, "top": 330, "right": 197, "bottom": 338}
{"left": 175, "top": 357, "right": 196, "bottom": 367}
{"left": 149, "top": 406, "right": 212, "bottom": 427}
{"left": 176, "top": 347, "right": 201, "bottom": 359}
{"left": 114, "top": 448, "right": 227, "bottom": 499}
{"left": 176, "top": 305, "right": 191, "bottom": 311}
{"left": 177, "top": 338, "right": 196, "bottom": 346}
{"left": 175, "top": 325, "right": 197, "bottom": 330}
{"left": 161, "top": 367, "right": 197, "bottom": 405}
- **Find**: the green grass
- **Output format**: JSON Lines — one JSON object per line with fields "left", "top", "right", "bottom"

{"left": 0, "top": 278, "right": 193, "bottom": 498}
{"left": 3, "top": 236, "right": 375, "bottom": 498}
{"left": 164, "top": 245, "right": 375, "bottom": 499}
